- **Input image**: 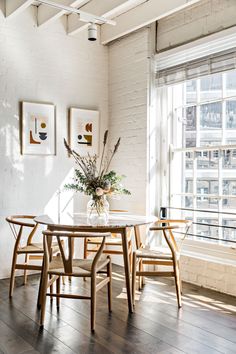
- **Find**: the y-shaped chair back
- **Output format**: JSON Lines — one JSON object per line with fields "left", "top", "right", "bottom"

{"left": 150, "top": 219, "right": 192, "bottom": 261}
{"left": 132, "top": 219, "right": 191, "bottom": 308}
{"left": 6, "top": 215, "right": 42, "bottom": 297}
{"left": 40, "top": 229, "right": 112, "bottom": 331}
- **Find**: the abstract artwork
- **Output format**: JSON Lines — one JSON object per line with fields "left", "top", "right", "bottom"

{"left": 69, "top": 108, "right": 99, "bottom": 156}
{"left": 21, "top": 101, "right": 56, "bottom": 155}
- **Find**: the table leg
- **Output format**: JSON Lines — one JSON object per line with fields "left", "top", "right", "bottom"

{"left": 37, "top": 230, "right": 52, "bottom": 309}
{"left": 37, "top": 259, "right": 44, "bottom": 309}
{"left": 121, "top": 228, "right": 133, "bottom": 313}
{"left": 134, "top": 225, "right": 142, "bottom": 248}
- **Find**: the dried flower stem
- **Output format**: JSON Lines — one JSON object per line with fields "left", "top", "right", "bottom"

{"left": 98, "top": 130, "right": 108, "bottom": 176}
{"left": 64, "top": 139, "right": 89, "bottom": 177}
{"left": 105, "top": 137, "right": 121, "bottom": 173}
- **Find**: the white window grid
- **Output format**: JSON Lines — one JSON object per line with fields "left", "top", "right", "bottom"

{"left": 169, "top": 71, "right": 236, "bottom": 244}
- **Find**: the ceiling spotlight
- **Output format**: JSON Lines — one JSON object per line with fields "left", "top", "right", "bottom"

{"left": 88, "top": 23, "right": 97, "bottom": 41}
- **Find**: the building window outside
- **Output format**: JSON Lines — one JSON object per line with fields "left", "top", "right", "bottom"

{"left": 168, "top": 70, "right": 236, "bottom": 244}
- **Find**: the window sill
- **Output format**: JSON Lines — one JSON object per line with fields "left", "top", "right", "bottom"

{"left": 182, "top": 239, "right": 236, "bottom": 266}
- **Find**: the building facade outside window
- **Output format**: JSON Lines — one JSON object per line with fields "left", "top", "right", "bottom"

{"left": 159, "top": 70, "right": 236, "bottom": 245}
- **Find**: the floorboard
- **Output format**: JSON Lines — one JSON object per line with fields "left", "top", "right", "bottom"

{"left": 0, "top": 266, "right": 236, "bottom": 354}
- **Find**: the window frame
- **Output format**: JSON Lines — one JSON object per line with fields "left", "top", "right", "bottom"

{"left": 152, "top": 28, "right": 236, "bottom": 259}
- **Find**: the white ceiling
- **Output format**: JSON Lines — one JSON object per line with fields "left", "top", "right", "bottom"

{"left": 4, "top": 0, "right": 201, "bottom": 44}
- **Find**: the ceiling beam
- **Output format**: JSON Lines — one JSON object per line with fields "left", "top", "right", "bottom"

{"left": 37, "top": 0, "right": 90, "bottom": 27}
{"left": 5, "top": 0, "right": 34, "bottom": 18}
{"left": 0, "top": 1, "right": 4, "bottom": 18}
{"left": 101, "top": 0, "right": 201, "bottom": 44}
{"left": 67, "top": 0, "right": 145, "bottom": 36}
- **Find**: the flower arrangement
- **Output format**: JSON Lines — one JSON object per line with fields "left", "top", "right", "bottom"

{"left": 64, "top": 130, "right": 130, "bottom": 216}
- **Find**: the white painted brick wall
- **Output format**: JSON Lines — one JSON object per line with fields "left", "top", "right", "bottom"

{"left": 0, "top": 6, "right": 108, "bottom": 279}
{"left": 180, "top": 255, "right": 236, "bottom": 296}
{"left": 108, "top": 28, "right": 150, "bottom": 214}
{"left": 157, "top": 0, "right": 236, "bottom": 51}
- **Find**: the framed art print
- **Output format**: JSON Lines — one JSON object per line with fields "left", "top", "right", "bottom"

{"left": 69, "top": 108, "right": 99, "bottom": 156}
{"left": 21, "top": 101, "right": 56, "bottom": 155}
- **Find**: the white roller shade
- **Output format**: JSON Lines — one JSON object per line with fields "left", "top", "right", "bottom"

{"left": 156, "top": 50, "right": 236, "bottom": 86}
{"left": 155, "top": 27, "right": 236, "bottom": 86}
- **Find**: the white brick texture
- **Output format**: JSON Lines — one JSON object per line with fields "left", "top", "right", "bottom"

{"left": 180, "top": 255, "right": 236, "bottom": 296}
{"left": 157, "top": 0, "right": 236, "bottom": 51}
{"left": 108, "top": 28, "right": 150, "bottom": 214}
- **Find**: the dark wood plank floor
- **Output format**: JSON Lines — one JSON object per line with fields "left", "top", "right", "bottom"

{"left": 0, "top": 266, "right": 236, "bottom": 354}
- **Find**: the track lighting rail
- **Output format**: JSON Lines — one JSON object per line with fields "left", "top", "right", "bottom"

{"left": 36, "top": 0, "right": 116, "bottom": 25}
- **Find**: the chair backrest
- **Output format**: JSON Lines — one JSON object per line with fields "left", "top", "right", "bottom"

{"left": 150, "top": 219, "right": 192, "bottom": 257}
{"left": 6, "top": 215, "right": 38, "bottom": 251}
{"left": 43, "top": 229, "right": 111, "bottom": 275}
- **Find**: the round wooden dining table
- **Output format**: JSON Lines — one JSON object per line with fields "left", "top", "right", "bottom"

{"left": 35, "top": 212, "right": 156, "bottom": 313}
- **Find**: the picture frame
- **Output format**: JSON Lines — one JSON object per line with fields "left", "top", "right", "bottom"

{"left": 68, "top": 107, "right": 99, "bottom": 156}
{"left": 20, "top": 101, "right": 56, "bottom": 155}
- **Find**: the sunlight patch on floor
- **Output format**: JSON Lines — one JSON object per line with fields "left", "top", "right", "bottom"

{"left": 116, "top": 288, "right": 128, "bottom": 299}
{"left": 111, "top": 275, "right": 124, "bottom": 282}
{"left": 144, "top": 279, "right": 167, "bottom": 286}
{"left": 146, "top": 289, "right": 174, "bottom": 299}
{"left": 112, "top": 272, "right": 125, "bottom": 279}
{"left": 133, "top": 291, "right": 141, "bottom": 301}
{"left": 181, "top": 299, "right": 201, "bottom": 308}
{"left": 183, "top": 293, "right": 236, "bottom": 313}
{"left": 142, "top": 295, "right": 170, "bottom": 304}
{"left": 132, "top": 287, "right": 177, "bottom": 303}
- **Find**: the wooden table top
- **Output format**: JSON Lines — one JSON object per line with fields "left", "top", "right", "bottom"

{"left": 35, "top": 213, "right": 156, "bottom": 230}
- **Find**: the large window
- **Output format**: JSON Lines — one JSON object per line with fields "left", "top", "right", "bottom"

{"left": 165, "top": 70, "right": 236, "bottom": 244}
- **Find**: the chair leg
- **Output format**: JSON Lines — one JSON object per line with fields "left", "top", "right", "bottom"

{"left": 180, "top": 278, "right": 183, "bottom": 295}
{"left": 173, "top": 262, "right": 182, "bottom": 308}
{"left": 56, "top": 276, "right": 60, "bottom": 308}
{"left": 178, "top": 261, "right": 183, "bottom": 294}
{"left": 91, "top": 274, "right": 96, "bottom": 332}
{"left": 23, "top": 254, "right": 29, "bottom": 285}
{"left": 142, "top": 272, "right": 145, "bottom": 287}
{"left": 49, "top": 275, "right": 53, "bottom": 302}
{"left": 60, "top": 241, "right": 66, "bottom": 285}
{"left": 128, "top": 241, "right": 132, "bottom": 273}
{"left": 9, "top": 252, "right": 17, "bottom": 298}
{"left": 84, "top": 238, "right": 88, "bottom": 259}
{"left": 132, "top": 252, "right": 137, "bottom": 306}
{"left": 40, "top": 274, "right": 48, "bottom": 327}
{"left": 107, "top": 259, "right": 112, "bottom": 313}
{"left": 83, "top": 238, "right": 88, "bottom": 282}
{"left": 139, "top": 260, "right": 143, "bottom": 290}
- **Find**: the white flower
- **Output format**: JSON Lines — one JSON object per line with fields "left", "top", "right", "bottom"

{"left": 96, "top": 187, "right": 104, "bottom": 196}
